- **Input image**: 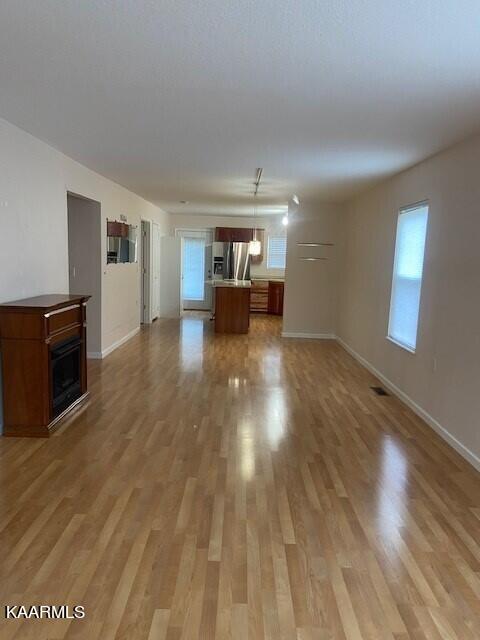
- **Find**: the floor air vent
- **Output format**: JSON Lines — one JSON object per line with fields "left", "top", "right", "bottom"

{"left": 371, "top": 386, "right": 389, "bottom": 396}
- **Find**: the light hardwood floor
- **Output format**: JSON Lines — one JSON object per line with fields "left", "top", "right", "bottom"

{"left": 0, "top": 314, "right": 479, "bottom": 639}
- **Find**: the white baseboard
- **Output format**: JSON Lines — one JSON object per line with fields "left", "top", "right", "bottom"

{"left": 281, "top": 331, "right": 336, "bottom": 339}
{"left": 87, "top": 351, "right": 102, "bottom": 360}
{"left": 336, "top": 337, "right": 480, "bottom": 473}
{"left": 87, "top": 326, "right": 140, "bottom": 361}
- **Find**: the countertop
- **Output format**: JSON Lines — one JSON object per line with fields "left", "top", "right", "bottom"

{"left": 206, "top": 279, "right": 251, "bottom": 288}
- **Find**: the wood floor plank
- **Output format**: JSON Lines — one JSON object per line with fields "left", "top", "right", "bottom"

{"left": 147, "top": 609, "right": 170, "bottom": 640}
{"left": 0, "top": 314, "right": 479, "bottom": 639}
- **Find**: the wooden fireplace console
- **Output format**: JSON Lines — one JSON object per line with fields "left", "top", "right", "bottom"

{"left": 0, "top": 294, "right": 90, "bottom": 437}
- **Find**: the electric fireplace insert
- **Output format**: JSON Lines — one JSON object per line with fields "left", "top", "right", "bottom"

{"left": 50, "top": 336, "right": 82, "bottom": 418}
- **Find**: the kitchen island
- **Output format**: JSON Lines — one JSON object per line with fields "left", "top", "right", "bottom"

{"left": 208, "top": 280, "right": 251, "bottom": 334}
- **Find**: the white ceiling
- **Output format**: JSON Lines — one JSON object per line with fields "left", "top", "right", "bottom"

{"left": 1, "top": 1, "right": 480, "bottom": 216}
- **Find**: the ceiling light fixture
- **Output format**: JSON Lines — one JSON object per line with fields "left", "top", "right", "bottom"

{"left": 249, "top": 236, "right": 261, "bottom": 256}
{"left": 253, "top": 168, "right": 263, "bottom": 196}
{"left": 249, "top": 168, "right": 263, "bottom": 256}
{"left": 249, "top": 196, "right": 261, "bottom": 255}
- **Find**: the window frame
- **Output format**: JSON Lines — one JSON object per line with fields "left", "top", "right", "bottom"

{"left": 267, "top": 235, "right": 287, "bottom": 270}
{"left": 387, "top": 200, "right": 429, "bottom": 354}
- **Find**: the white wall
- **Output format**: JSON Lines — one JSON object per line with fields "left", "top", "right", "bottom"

{"left": 0, "top": 118, "right": 69, "bottom": 301}
{"left": 63, "top": 156, "right": 169, "bottom": 354}
{"left": 170, "top": 213, "right": 287, "bottom": 278}
{"left": 0, "top": 117, "right": 169, "bottom": 357}
{"left": 338, "top": 134, "right": 480, "bottom": 469}
{"left": 283, "top": 202, "right": 342, "bottom": 337}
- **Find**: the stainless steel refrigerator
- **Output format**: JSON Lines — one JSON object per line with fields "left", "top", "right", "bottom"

{"left": 223, "top": 242, "right": 251, "bottom": 280}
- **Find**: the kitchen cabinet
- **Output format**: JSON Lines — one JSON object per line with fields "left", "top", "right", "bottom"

{"left": 215, "top": 227, "right": 254, "bottom": 243}
{"left": 268, "top": 281, "right": 284, "bottom": 315}
{"left": 215, "top": 227, "right": 229, "bottom": 242}
{"left": 250, "top": 280, "right": 284, "bottom": 315}
{"left": 250, "top": 280, "right": 269, "bottom": 312}
{"left": 107, "top": 220, "right": 129, "bottom": 237}
{"left": 214, "top": 286, "right": 251, "bottom": 333}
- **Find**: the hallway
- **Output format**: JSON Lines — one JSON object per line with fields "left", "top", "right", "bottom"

{"left": 0, "top": 315, "right": 479, "bottom": 639}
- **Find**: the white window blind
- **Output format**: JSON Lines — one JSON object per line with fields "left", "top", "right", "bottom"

{"left": 183, "top": 237, "right": 205, "bottom": 300}
{"left": 388, "top": 203, "right": 429, "bottom": 352}
{"left": 267, "top": 236, "right": 287, "bottom": 269}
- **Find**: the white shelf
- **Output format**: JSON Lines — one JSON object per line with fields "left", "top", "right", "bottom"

{"left": 296, "top": 242, "right": 334, "bottom": 247}
{"left": 298, "top": 257, "right": 328, "bottom": 261}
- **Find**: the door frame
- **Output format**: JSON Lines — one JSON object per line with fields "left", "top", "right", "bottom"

{"left": 67, "top": 191, "right": 103, "bottom": 356}
{"left": 140, "top": 219, "right": 151, "bottom": 324}
{"left": 151, "top": 222, "right": 160, "bottom": 321}
{"left": 175, "top": 228, "right": 213, "bottom": 311}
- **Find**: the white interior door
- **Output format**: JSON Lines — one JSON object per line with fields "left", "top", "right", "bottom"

{"left": 159, "top": 236, "right": 181, "bottom": 318}
{"left": 151, "top": 223, "right": 161, "bottom": 320}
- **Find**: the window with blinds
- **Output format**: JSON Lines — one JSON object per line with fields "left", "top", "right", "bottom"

{"left": 182, "top": 237, "right": 205, "bottom": 300}
{"left": 267, "top": 236, "right": 287, "bottom": 269}
{"left": 388, "top": 202, "right": 429, "bottom": 352}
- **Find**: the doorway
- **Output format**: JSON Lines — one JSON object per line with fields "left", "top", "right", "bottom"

{"left": 67, "top": 192, "right": 102, "bottom": 357}
{"left": 141, "top": 220, "right": 162, "bottom": 323}
{"left": 151, "top": 222, "right": 161, "bottom": 319}
{"left": 141, "top": 220, "right": 150, "bottom": 323}
{"left": 176, "top": 230, "right": 212, "bottom": 311}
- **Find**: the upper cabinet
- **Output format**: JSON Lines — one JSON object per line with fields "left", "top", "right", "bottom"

{"left": 107, "top": 220, "right": 129, "bottom": 237}
{"left": 215, "top": 227, "right": 266, "bottom": 263}
{"left": 215, "top": 227, "right": 254, "bottom": 243}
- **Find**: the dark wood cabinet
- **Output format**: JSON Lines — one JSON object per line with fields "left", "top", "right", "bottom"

{"left": 250, "top": 280, "right": 269, "bottom": 312}
{"left": 268, "top": 281, "right": 284, "bottom": 315}
{"left": 250, "top": 280, "right": 284, "bottom": 315}
{"left": 107, "top": 220, "right": 129, "bottom": 237}
{"left": 0, "top": 294, "right": 90, "bottom": 437}
{"left": 233, "top": 227, "right": 254, "bottom": 242}
{"left": 215, "top": 227, "right": 254, "bottom": 243}
{"left": 215, "top": 227, "right": 231, "bottom": 242}
{"left": 214, "top": 287, "right": 251, "bottom": 334}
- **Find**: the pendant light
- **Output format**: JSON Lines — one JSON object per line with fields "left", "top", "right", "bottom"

{"left": 249, "top": 237, "right": 261, "bottom": 256}
{"left": 249, "top": 194, "right": 261, "bottom": 255}
{"left": 249, "top": 168, "right": 262, "bottom": 256}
